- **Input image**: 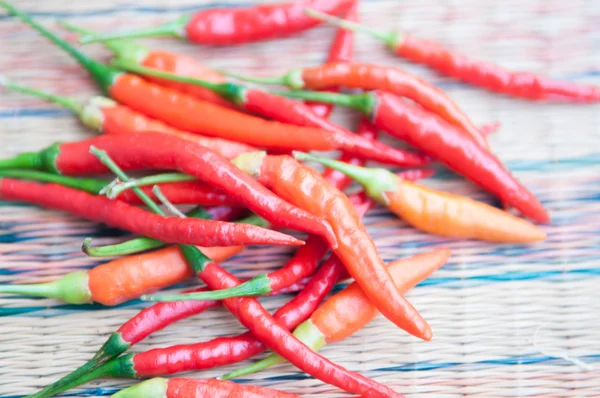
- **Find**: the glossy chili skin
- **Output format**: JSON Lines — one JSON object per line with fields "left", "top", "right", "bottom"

{"left": 371, "top": 91, "right": 550, "bottom": 223}
{"left": 307, "top": 3, "right": 357, "bottom": 117}
{"left": 385, "top": 180, "right": 547, "bottom": 242}
{"left": 194, "top": 261, "right": 403, "bottom": 398}
{"left": 395, "top": 35, "right": 600, "bottom": 102}
{"left": 98, "top": 102, "right": 255, "bottom": 160}
{"left": 184, "top": 0, "right": 353, "bottom": 45}
{"left": 0, "top": 178, "right": 299, "bottom": 247}
{"left": 257, "top": 155, "right": 431, "bottom": 340}
{"left": 50, "top": 133, "right": 338, "bottom": 246}
{"left": 300, "top": 62, "right": 488, "bottom": 148}
{"left": 242, "top": 89, "right": 427, "bottom": 167}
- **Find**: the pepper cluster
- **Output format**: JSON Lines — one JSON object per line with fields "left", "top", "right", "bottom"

{"left": 1, "top": 0, "right": 583, "bottom": 396}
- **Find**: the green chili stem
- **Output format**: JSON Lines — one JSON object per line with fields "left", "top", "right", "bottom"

{"left": 304, "top": 8, "right": 400, "bottom": 47}
{"left": 271, "top": 89, "right": 376, "bottom": 114}
{"left": 0, "top": 0, "right": 120, "bottom": 93}
{"left": 220, "top": 68, "right": 305, "bottom": 89}
{"left": 0, "top": 169, "right": 108, "bottom": 194}
{"left": 58, "top": 21, "right": 150, "bottom": 64}
{"left": 106, "top": 172, "right": 195, "bottom": 199}
{"left": 111, "top": 378, "right": 169, "bottom": 398}
{"left": 141, "top": 274, "right": 272, "bottom": 302}
{"left": 0, "top": 271, "right": 91, "bottom": 305}
{"left": 293, "top": 151, "right": 399, "bottom": 203}
{"left": 0, "top": 76, "right": 82, "bottom": 113}
{"left": 79, "top": 15, "right": 189, "bottom": 44}
{"left": 89, "top": 146, "right": 164, "bottom": 215}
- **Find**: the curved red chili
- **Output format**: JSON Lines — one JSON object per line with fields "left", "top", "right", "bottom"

{"left": 275, "top": 89, "right": 550, "bottom": 223}
{"left": 77, "top": 0, "right": 354, "bottom": 46}
{"left": 307, "top": 10, "right": 600, "bottom": 102}
{"left": 0, "top": 178, "right": 299, "bottom": 247}
{"left": 0, "top": 133, "right": 338, "bottom": 247}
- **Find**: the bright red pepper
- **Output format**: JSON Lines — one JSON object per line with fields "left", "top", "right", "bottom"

{"left": 306, "top": 10, "right": 600, "bottom": 103}
{"left": 276, "top": 89, "right": 550, "bottom": 223}
{"left": 0, "top": 133, "right": 338, "bottom": 247}
{"left": 77, "top": 0, "right": 353, "bottom": 46}
{"left": 0, "top": 178, "right": 299, "bottom": 247}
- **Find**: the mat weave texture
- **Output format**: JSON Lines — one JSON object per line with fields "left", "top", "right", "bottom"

{"left": 1, "top": 1, "right": 599, "bottom": 397}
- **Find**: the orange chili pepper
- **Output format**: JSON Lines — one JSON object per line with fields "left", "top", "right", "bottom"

{"left": 222, "top": 249, "right": 451, "bottom": 379}
{"left": 233, "top": 152, "right": 431, "bottom": 340}
{"left": 296, "top": 151, "right": 546, "bottom": 243}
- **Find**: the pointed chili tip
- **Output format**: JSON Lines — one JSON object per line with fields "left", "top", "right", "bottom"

{"left": 421, "top": 323, "right": 433, "bottom": 341}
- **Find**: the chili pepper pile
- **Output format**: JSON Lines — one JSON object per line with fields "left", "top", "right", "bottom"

{"left": 5, "top": 0, "right": 592, "bottom": 396}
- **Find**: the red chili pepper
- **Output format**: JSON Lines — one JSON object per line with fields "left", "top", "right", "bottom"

{"left": 306, "top": 3, "right": 357, "bottom": 117}
{"left": 60, "top": 21, "right": 233, "bottom": 108}
{"left": 0, "top": 169, "right": 238, "bottom": 208}
{"left": 226, "top": 61, "right": 488, "bottom": 148}
{"left": 0, "top": 133, "right": 338, "bottom": 246}
{"left": 306, "top": 9, "right": 600, "bottom": 103}
{"left": 0, "top": 79, "right": 254, "bottom": 160}
{"left": 2, "top": 3, "right": 411, "bottom": 166}
{"left": 112, "top": 60, "right": 428, "bottom": 168}
{"left": 274, "top": 89, "right": 550, "bottom": 223}
{"left": 111, "top": 377, "right": 299, "bottom": 398}
{"left": 223, "top": 249, "right": 451, "bottom": 380}
{"left": 0, "top": 178, "right": 299, "bottom": 247}
{"left": 76, "top": 0, "right": 353, "bottom": 46}
{"left": 233, "top": 152, "right": 431, "bottom": 340}
{"left": 296, "top": 151, "right": 547, "bottom": 243}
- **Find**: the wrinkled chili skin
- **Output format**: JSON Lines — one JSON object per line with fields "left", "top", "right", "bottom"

{"left": 258, "top": 155, "right": 431, "bottom": 340}
{"left": 395, "top": 35, "right": 600, "bottom": 102}
{"left": 53, "top": 133, "right": 337, "bottom": 245}
{"left": 194, "top": 262, "right": 403, "bottom": 398}
{"left": 184, "top": 0, "right": 353, "bottom": 45}
{"left": 372, "top": 91, "right": 549, "bottom": 223}
{"left": 0, "top": 178, "right": 296, "bottom": 247}
{"left": 300, "top": 62, "right": 487, "bottom": 148}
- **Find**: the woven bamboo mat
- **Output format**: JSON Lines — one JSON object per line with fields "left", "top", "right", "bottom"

{"left": 1, "top": 0, "right": 600, "bottom": 396}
